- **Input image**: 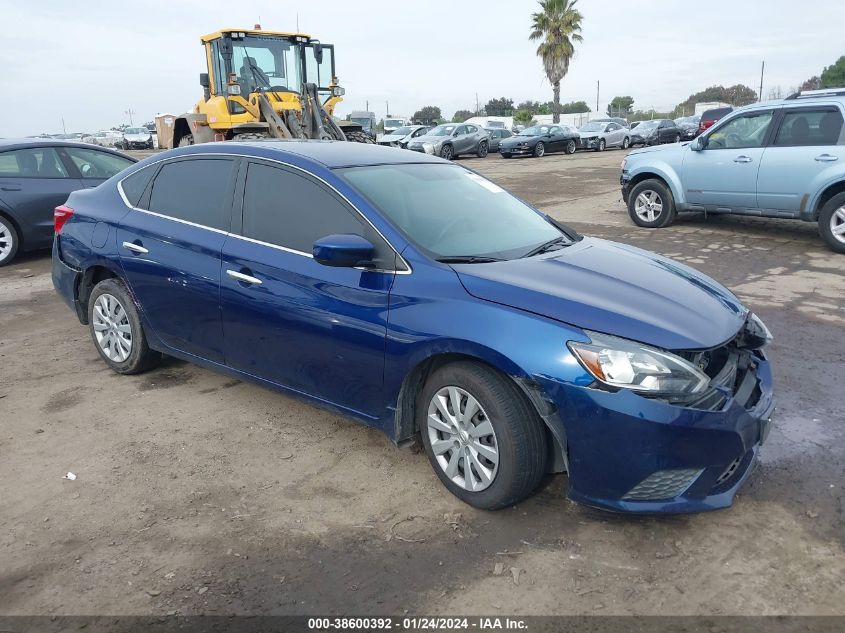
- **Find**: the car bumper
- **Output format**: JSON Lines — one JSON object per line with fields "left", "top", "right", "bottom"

{"left": 124, "top": 141, "right": 152, "bottom": 149}
{"left": 621, "top": 173, "right": 631, "bottom": 202}
{"left": 500, "top": 146, "right": 533, "bottom": 155}
{"left": 540, "top": 353, "right": 774, "bottom": 513}
{"left": 51, "top": 240, "right": 83, "bottom": 321}
{"left": 580, "top": 137, "right": 601, "bottom": 149}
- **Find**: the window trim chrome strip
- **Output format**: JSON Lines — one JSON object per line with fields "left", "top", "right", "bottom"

{"left": 116, "top": 151, "right": 412, "bottom": 274}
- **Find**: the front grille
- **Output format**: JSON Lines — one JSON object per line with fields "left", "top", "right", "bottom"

{"left": 623, "top": 468, "right": 703, "bottom": 501}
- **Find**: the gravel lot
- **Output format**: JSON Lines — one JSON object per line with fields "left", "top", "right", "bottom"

{"left": 1, "top": 148, "right": 843, "bottom": 616}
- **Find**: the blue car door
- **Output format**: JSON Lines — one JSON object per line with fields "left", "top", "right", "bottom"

{"left": 683, "top": 109, "right": 776, "bottom": 210}
{"left": 115, "top": 156, "right": 238, "bottom": 363}
{"left": 756, "top": 105, "right": 845, "bottom": 213}
{"left": 220, "top": 160, "right": 398, "bottom": 419}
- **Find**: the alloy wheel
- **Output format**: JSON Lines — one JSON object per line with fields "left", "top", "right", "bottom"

{"left": 566, "top": 140, "right": 576, "bottom": 154}
{"left": 92, "top": 293, "right": 132, "bottom": 362}
{"left": 831, "top": 206, "right": 845, "bottom": 245}
{"left": 0, "top": 220, "right": 13, "bottom": 263}
{"left": 534, "top": 142, "right": 545, "bottom": 157}
{"left": 426, "top": 386, "right": 499, "bottom": 492}
{"left": 634, "top": 190, "right": 663, "bottom": 223}
{"left": 441, "top": 145, "right": 453, "bottom": 160}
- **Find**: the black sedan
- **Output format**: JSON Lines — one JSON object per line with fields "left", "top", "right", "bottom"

{"left": 629, "top": 119, "right": 683, "bottom": 147}
{"left": 0, "top": 139, "right": 136, "bottom": 266}
{"left": 499, "top": 124, "right": 580, "bottom": 158}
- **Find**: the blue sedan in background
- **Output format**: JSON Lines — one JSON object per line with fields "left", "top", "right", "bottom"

{"left": 52, "top": 141, "right": 774, "bottom": 513}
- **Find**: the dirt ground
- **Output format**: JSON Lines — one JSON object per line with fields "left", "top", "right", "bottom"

{"left": 1, "top": 148, "right": 843, "bottom": 617}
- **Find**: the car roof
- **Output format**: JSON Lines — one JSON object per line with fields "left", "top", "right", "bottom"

{"left": 175, "top": 140, "right": 448, "bottom": 168}
{"left": 0, "top": 138, "right": 135, "bottom": 155}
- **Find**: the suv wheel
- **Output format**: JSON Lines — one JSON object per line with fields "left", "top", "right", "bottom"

{"left": 818, "top": 193, "right": 845, "bottom": 254}
{"left": 418, "top": 361, "right": 547, "bottom": 510}
{"left": 0, "top": 217, "right": 20, "bottom": 267}
{"left": 477, "top": 141, "right": 489, "bottom": 158}
{"left": 88, "top": 278, "right": 161, "bottom": 374}
{"left": 440, "top": 144, "right": 454, "bottom": 160}
{"left": 628, "top": 179, "right": 677, "bottom": 228}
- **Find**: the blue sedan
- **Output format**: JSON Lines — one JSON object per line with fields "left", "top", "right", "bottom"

{"left": 52, "top": 141, "right": 774, "bottom": 513}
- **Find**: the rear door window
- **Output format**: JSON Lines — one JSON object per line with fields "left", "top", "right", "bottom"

{"left": 0, "top": 147, "right": 69, "bottom": 178}
{"left": 240, "top": 162, "right": 395, "bottom": 268}
{"left": 774, "top": 108, "right": 844, "bottom": 146}
{"left": 146, "top": 158, "right": 235, "bottom": 231}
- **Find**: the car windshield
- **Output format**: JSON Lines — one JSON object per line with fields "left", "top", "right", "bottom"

{"left": 125, "top": 128, "right": 147, "bottom": 134}
{"left": 579, "top": 122, "right": 604, "bottom": 132}
{"left": 385, "top": 120, "right": 404, "bottom": 128}
{"left": 427, "top": 125, "right": 456, "bottom": 136}
{"left": 391, "top": 127, "right": 416, "bottom": 135}
{"left": 519, "top": 126, "right": 550, "bottom": 136}
{"left": 350, "top": 118, "right": 372, "bottom": 126}
{"left": 338, "top": 164, "right": 565, "bottom": 260}
{"left": 637, "top": 120, "right": 659, "bottom": 129}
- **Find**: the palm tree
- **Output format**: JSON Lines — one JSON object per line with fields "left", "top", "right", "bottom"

{"left": 530, "top": 0, "right": 584, "bottom": 123}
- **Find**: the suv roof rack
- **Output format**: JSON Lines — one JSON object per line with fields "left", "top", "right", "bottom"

{"left": 785, "top": 88, "right": 845, "bottom": 100}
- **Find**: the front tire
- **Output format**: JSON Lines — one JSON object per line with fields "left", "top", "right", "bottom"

{"left": 440, "top": 144, "right": 454, "bottom": 160}
{"left": 0, "top": 217, "right": 19, "bottom": 267}
{"left": 88, "top": 278, "right": 160, "bottom": 375}
{"left": 595, "top": 138, "right": 606, "bottom": 152}
{"left": 533, "top": 142, "right": 545, "bottom": 158}
{"left": 818, "top": 193, "right": 845, "bottom": 254}
{"left": 419, "top": 361, "right": 547, "bottom": 510}
{"left": 622, "top": 136, "right": 630, "bottom": 149}
{"left": 344, "top": 130, "right": 375, "bottom": 144}
{"left": 628, "top": 179, "right": 677, "bottom": 228}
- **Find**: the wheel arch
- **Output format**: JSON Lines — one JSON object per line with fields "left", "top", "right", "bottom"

{"left": 627, "top": 168, "right": 684, "bottom": 205}
{"left": 0, "top": 206, "right": 24, "bottom": 250}
{"left": 811, "top": 180, "right": 845, "bottom": 221}
{"left": 393, "top": 351, "right": 568, "bottom": 474}
{"left": 75, "top": 263, "right": 125, "bottom": 325}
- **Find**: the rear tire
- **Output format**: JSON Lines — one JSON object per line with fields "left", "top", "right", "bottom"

{"left": 0, "top": 217, "right": 19, "bottom": 267}
{"left": 344, "top": 130, "right": 375, "bottom": 144}
{"left": 177, "top": 134, "right": 194, "bottom": 147}
{"left": 88, "top": 278, "right": 160, "bottom": 375}
{"left": 622, "top": 137, "right": 630, "bottom": 149}
{"left": 477, "top": 141, "right": 489, "bottom": 158}
{"left": 818, "top": 193, "right": 845, "bottom": 254}
{"left": 233, "top": 132, "right": 270, "bottom": 141}
{"left": 565, "top": 139, "right": 577, "bottom": 154}
{"left": 627, "top": 179, "right": 676, "bottom": 228}
{"left": 418, "top": 361, "right": 547, "bottom": 510}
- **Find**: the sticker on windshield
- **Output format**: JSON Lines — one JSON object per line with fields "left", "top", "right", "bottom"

{"left": 465, "top": 172, "right": 504, "bottom": 193}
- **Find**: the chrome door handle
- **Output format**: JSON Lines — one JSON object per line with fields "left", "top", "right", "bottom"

{"left": 733, "top": 156, "right": 753, "bottom": 163}
{"left": 122, "top": 241, "right": 148, "bottom": 254}
{"left": 815, "top": 154, "right": 839, "bottom": 162}
{"left": 226, "top": 269, "right": 262, "bottom": 285}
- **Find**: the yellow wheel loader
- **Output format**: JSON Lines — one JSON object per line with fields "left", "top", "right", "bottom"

{"left": 156, "top": 27, "right": 372, "bottom": 149}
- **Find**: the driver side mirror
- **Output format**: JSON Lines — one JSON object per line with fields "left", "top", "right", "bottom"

{"left": 690, "top": 136, "right": 706, "bottom": 151}
{"left": 313, "top": 42, "right": 324, "bottom": 64}
{"left": 313, "top": 234, "right": 375, "bottom": 268}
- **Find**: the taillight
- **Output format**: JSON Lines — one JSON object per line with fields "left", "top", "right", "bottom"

{"left": 54, "top": 205, "right": 74, "bottom": 234}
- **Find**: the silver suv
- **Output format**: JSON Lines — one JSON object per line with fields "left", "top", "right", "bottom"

{"left": 407, "top": 123, "right": 491, "bottom": 160}
{"left": 621, "top": 89, "right": 845, "bottom": 253}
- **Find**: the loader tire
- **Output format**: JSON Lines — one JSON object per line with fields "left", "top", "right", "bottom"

{"left": 233, "top": 132, "right": 271, "bottom": 141}
{"left": 177, "top": 134, "right": 194, "bottom": 147}
{"left": 344, "top": 130, "right": 375, "bottom": 144}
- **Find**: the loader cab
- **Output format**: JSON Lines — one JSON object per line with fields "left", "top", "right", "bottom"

{"left": 202, "top": 29, "right": 337, "bottom": 115}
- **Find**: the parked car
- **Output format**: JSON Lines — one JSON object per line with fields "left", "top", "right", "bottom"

{"left": 82, "top": 130, "right": 124, "bottom": 148}
{"left": 0, "top": 139, "right": 136, "bottom": 265}
{"left": 407, "top": 123, "right": 490, "bottom": 159}
{"left": 53, "top": 141, "right": 773, "bottom": 513}
{"left": 630, "top": 119, "right": 683, "bottom": 146}
{"left": 697, "top": 107, "right": 733, "bottom": 136}
{"left": 577, "top": 121, "right": 631, "bottom": 151}
{"left": 621, "top": 90, "right": 845, "bottom": 252}
{"left": 674, "top": 116, "right": 701, "bottom": 140}
{"left": 121, "top": 127, "right": 154, "bottom": 150}
{"left": 484, "top": 128, "right": 514, "bottom": 152}
{"left": 378, "top": 125, "right": 430, "bottom": 148}
{"left": 499, "top": 125, "right": 579, "bottom": 158}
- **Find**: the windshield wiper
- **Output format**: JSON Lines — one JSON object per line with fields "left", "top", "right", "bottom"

{"left": 435, "top": 256, "right": 504, "bottom": 264}
{"left": 522, "top": 236, "right": 571, "bottom": 258}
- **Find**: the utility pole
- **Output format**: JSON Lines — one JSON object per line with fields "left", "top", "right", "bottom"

{"left": 124, "top": 108, "right": 135, "bottom": 125}
{"left": 386, "top": 101, "right": 389, "bottom": 117}
{"left": 475, "top": 92, "right": 480, "bottom": 116}
{"left": 61, "top": 117, "right": 67, "bottom": 135}
{"left": 596, "top": 80, "right": 600, "bottom": 116}
{"left": 759, "top": 61, "right": 765, "bottom": 101}
{"left": 366, "top": 100, "right": 369, "bottom": 112}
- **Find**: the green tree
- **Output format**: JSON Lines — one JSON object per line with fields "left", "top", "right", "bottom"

{"left": 800, "top": 76, "right": 821, "bottom": 91}
{"left": 413, "top": 106, "right": 442, "bottom": 125}
{"left": 517, "top": 100, "right": 543, "bottom": 114}
{"left": 452, "top": 109, "right": 474, "bottom": 122}
{"left": 607, "top": 96, "right": 634, "bottom": 117}
{"left": 485, "top": 97, "right": 515, "bottom": 116}
{"left": 676, "top": 84, "right": 758, "bottom": 113}
{"left": 513, "top": 110, "right": 535, "bottom": 126}
{"left": 530, "top": 0, "right": 584, "bottom": 123}
{"left": 820, "top": 56, "right": 845, "bottom": 88}
{"left": 560, "top": 100, "right": 590, "bottom": 113}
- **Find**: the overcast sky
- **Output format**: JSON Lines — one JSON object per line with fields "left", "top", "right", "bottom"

{"left": 2, "top": 0, "right": 843, "bottom": 136}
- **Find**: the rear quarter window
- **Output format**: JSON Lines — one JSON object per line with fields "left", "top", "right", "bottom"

{"left": 120, "top": 165, "right": 156, "bottom": 207}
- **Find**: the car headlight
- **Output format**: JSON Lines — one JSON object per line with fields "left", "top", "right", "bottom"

{"left": 422, "top": 142, "right": 435, "bottom": 154}
{"left": 745, "top": 312, "right": 773, "bottom": 348}
{"left": 568, "top": 331, "right": 710, "bottom": 397}
{"left": 621, "top": 158, "right": 627, "bottom": 170}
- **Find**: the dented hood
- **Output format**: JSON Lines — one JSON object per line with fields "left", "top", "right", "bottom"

{"left": 453, "top": 238, "right": 747, "bottom": 350}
